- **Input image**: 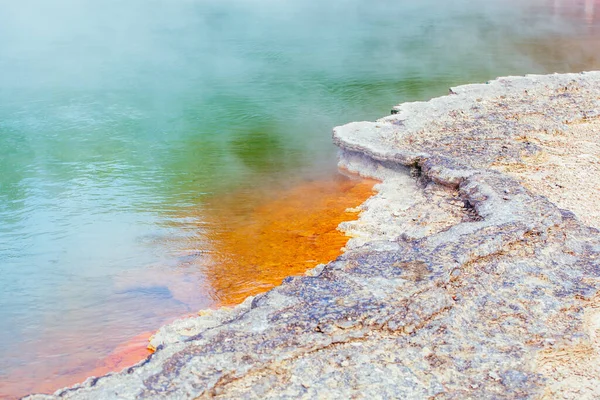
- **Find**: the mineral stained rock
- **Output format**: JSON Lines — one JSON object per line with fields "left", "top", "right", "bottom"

{"left": 28, "top": 72, "right": 600, "bottom": 399}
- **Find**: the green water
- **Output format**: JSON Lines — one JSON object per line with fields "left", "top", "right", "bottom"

{"left": 1, "top": 0, "right": 598, "bottom": 395}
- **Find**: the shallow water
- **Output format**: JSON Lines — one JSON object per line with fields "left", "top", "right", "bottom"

{"left": 1, "top": 0, "right": 599, "bottom": 397}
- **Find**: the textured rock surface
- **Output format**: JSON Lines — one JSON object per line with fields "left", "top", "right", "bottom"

{"left": 28, "top": 72, "right": 600, "bottom": 399}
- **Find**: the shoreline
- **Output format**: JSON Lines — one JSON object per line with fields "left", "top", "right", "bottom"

{"left": 28, "top": 72, "right": 600, "bottom": 399}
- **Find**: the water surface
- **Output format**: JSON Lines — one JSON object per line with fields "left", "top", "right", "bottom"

{"left": 1, "top": 0, "right": 599, "bottom": 397}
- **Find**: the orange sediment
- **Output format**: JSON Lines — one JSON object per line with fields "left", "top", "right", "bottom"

{"left": 197, "top": 173, "right": 378, "bottom": 306}
{"left": 0, "top": 332, "right": 154, "bottom": 399}
{"left": 86, "top": 331, "right": 155, "bottom": 377}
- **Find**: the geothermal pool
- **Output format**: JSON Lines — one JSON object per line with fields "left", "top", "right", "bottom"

{"left": 0, "top": 0, "right": 599, "bottom": 397}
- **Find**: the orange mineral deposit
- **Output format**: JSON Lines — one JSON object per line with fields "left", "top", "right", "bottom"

{"left": 197, "top": 173, "right": 377, "bottom": 306}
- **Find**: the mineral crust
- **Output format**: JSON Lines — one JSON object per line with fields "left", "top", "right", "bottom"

{"left": 28, "top": 72, "right": 600, "bottom": 399}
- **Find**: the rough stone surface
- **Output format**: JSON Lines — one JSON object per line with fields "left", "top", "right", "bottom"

{"left": 27, "top": 72, "right": 600, "bottom": 399}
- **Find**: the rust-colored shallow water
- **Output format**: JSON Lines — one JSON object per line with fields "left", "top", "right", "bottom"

{"left": 2, "top": 173, "right": 376, "bottom": 399}
{"left": 197, "top": 173, "right": 378, "bottom": 306}
{"left": 0, "top": 332, "right": 150, "bottom": 399}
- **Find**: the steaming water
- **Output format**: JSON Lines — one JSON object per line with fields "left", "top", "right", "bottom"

{"left": 0, "top": 0, "right": 599, "bottom": 396}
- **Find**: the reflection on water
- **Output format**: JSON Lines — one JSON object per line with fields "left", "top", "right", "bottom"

{"left": 1, "top": 0, "right": 600, "bottom": 398}
{"left": 521, "top": 0, "right": 600, "bottom": 71}
{"left": 549, "top": 0, "right": 600, "bottom": 27}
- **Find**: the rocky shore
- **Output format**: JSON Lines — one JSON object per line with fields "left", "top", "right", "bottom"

{"left": 28, "top": 72, "right": 600, "bottom": 399}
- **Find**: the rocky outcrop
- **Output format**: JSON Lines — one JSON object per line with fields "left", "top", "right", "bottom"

{"left": 28, "top": 72, "right": 600, "bottom": 399}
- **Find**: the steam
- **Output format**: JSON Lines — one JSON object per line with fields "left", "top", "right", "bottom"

{"left": 0, "top": 0, "right": 596, "bottom": 111}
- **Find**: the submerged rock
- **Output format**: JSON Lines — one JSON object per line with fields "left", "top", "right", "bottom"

{"left": 27, "top": 72, "right": 600, "bottom": 399}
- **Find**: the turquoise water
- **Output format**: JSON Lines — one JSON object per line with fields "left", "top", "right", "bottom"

{"left": 1, "top": 0, "right": 599, "bottom": 396}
